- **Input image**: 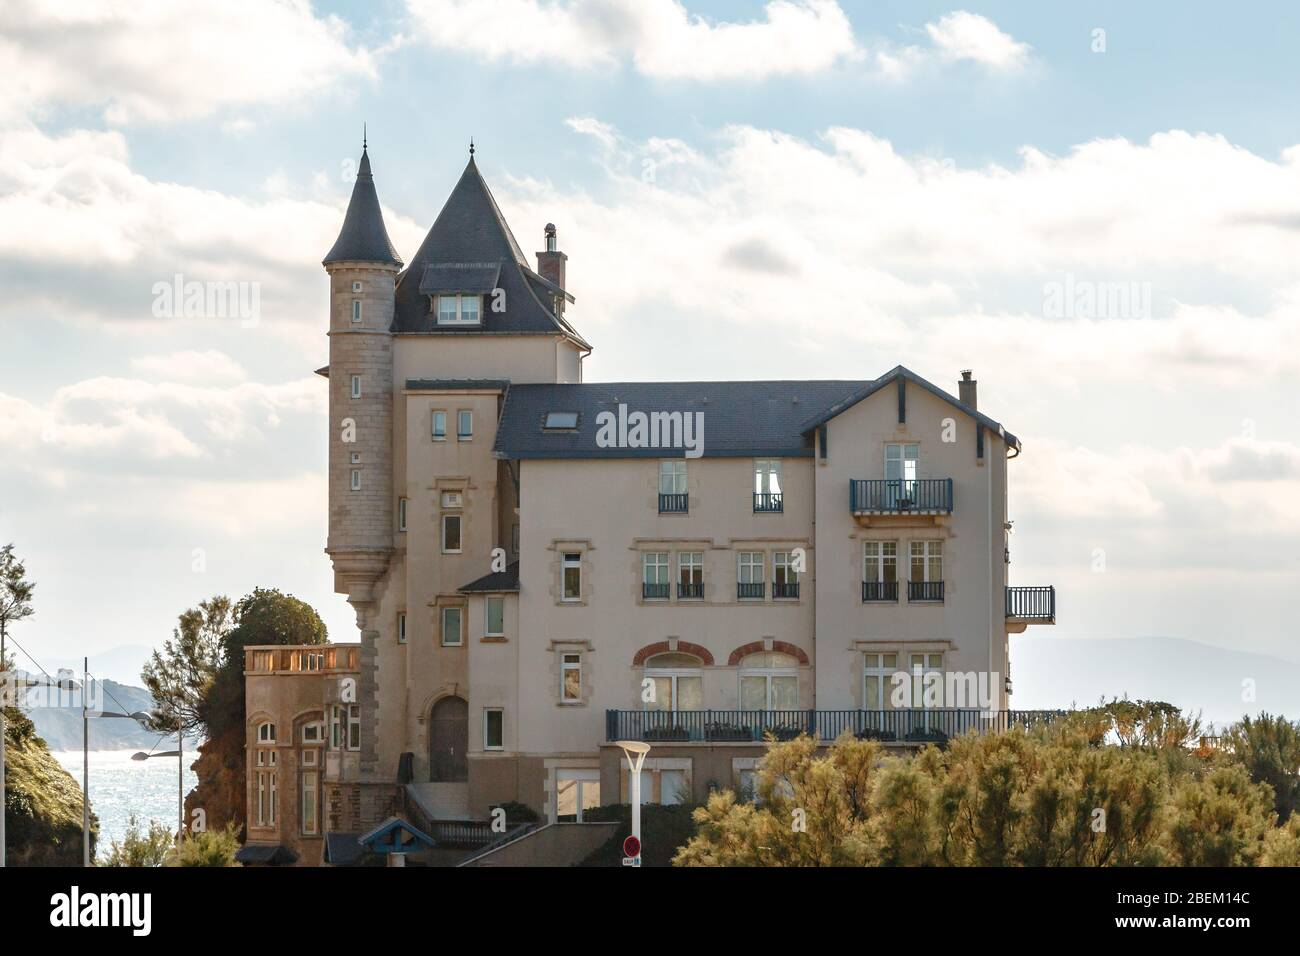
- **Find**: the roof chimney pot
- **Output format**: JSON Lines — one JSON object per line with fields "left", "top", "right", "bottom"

{"left": 958, "top": 370, "right": 977, "bottom": 409}
{"left": 536, "top": 223, "right": 567, "bottom": 315}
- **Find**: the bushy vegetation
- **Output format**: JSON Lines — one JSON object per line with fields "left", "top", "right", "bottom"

{"left": 675, "top": 704, "right": 1300, "bottom": 867}
{"left": 2, "top": 706, "right": 97, "bottom": 865}
{"left": 100, "top": 814, "right": 175, "bottom": 867}
{"left": 580, "top": 803, "right": 700, "bottom": 867}
{"left": 162, "top": 824, "right": 242, "bottom": 867}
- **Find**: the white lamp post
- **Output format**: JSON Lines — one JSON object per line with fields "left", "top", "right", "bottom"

{"left": 614, "top": 740, "right": 650, "bottom": 865}
{"left": 131, "top": 735, "right": 185, "bottom": 842}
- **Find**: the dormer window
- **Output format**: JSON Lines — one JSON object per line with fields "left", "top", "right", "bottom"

{"left": 436, "top": 293, "right": 481, "bottom": 325}
{"left": 543, "top": 411, "right": 579, "bottom": 430}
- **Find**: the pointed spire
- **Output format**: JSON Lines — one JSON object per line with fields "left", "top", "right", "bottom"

{"left": 323, "top": 141, "right": 402, "bottom": 267}
{"left": 469, "top": 137, "right": 475, "bottom": 157}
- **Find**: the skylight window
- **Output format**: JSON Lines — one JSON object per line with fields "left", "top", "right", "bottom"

{"left": 543, "top": 411, "right": 579, "bottom": 430}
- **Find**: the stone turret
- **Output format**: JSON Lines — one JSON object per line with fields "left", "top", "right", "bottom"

{"left": 323, "top": 145, "right": 402, "bottom": 628}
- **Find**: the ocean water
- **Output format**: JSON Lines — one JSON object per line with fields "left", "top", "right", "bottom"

{"left": 52, "top": 750, "right": 201, "bottom": 859}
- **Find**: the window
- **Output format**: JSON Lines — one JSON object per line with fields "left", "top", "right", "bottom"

{"left": 863, "top": 652, "right": 898, "bottom": 711}
{"left": 440, "top": 491, "right": 463, "bottom": 509}
{"left": 677, "top": 551, "right": 703, "bottom": 599}
{"left": 909, "top": 540, "right": 944, "bottom": 602}
{"left": 485, "top": 596, "right": 504, "bottom": 636}
{"left": 350, "top": 452, "right": 361, "bottom": 465}
{"left": 863, "top": 541, "right": 899, "bottom": 601}
{"left": 483, "top": 709, "right": 504, "bottom": 750}
{"left": 754, "top": 459, "right": 783, "bottom": 511}
{"left": 350, "top": 374, "right": 361, "bottom": 399}
{"left": 352, "top": 281, "right": 362, "bottom": 293}
{"left": 351, "top": 299, "right": 362, "bottom": 324}
{"left": 737, "top": 551, "right": 764, "bottom": 599}
{"left": 658, "top": 460, "right": 688, "bottom": 512}
{"left": 301, "top": 770, "right": 318, "bottom": 835}
{"left": 346, "top": 704, "right": 361, "bottom": 751}
{"left": 329, "top": 705, "right": 343, "bottom": 749}
{"left": 397, "top": 611, "right": 407, "bottom": 644}
{"left": 511, "top": 523, "right": 520, "bottom": 555}
{"left": 442, "top": 514, "right": 462, "bottom": 553}
{"left": 301, "top": 722, "right": 324, "bottom": 744}
{"left": 561, "top": 552, "right": 582, "bottom": 601}
{"left": 739, "top": 652, "right": 800, "bottom": 711}
{"left": 442, "top": 606, "right": 463, "bottom": 646}
{"left": 257, "top": 722, "right": 276, "bottom": 744}
{"left": 398, "top": 497, "right": 408, "bottom": 532}
{"left": 561, "top": 652, "right": 581, "bottom": 703}
{"left": 432, "top": 410, "right": 447, "bottom": 440}
{"left": 660, "top": 769, "right": 687, "bottom": 806}
{"left": 256, "top": 768, "right": 277, "bottom": 826}
{"left": 642, "top": 551, "right": 669, "bottom": 599}
{"left": 885, "top": 443, "right": 920, "bottom": 507}
{"left": 555, "top": 769, "right": 600, "bottom": 823}
{"left": 436, "top": 293, "right": 481, "bottom": 325}
{"left": 773, "top": 552, "right": 799, "bottom": 599}
{"left": 350, "top": 469, "right": 361, "bottom": 491}
{"left": 457, "top": 410, "right": 473, "bottom": 439}
{"left": 910, "top": 652, "right": 944, "bottom": 711}
{"left": 543, "top": 411, "right": 579, "bottom": 430}
{"left": 643, "top": 652, "right": 703, "bottom": 713}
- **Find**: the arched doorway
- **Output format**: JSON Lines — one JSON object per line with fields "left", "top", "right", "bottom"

{"left": 428, "top": 696, "right": 468, "bottom": 782}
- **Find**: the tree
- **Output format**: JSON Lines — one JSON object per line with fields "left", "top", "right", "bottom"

{"left": 1225, "top": 713, "right": 1300, "bottom": 823}
{"left": 162, "top": 824, "right": 242, "bottom": 867}
{"left": 0, "top": 543, "right": 36, "bottom": 670}
{"left": 140, "top": 596, "right": 232, "bottom": 738}
{"left": 100, "top": 814, "right": 174, "bottom": 867}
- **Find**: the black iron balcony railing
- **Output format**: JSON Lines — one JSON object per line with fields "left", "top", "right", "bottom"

{"left": 753, "top": 492, "right": 783, "bottom": 513}
{"left": 862, "top": 580, "right": 899, "bottom": 602}
{"left": 1006, "top": 586, "right": 1055, "bottom": 621}
{"left": 606, "top": 708, "right": 1068, "bottom": 744}
{"left": 908, "top": 581, "right": 945, "bottom": 602}
{"left": 678, "top": 581, "right": 704, "bottom": 599}
{"left": 737, "top": 582, "right": 765, "bottom": 600}
{"left": 773, "top": 581, "right": 800, "bottom": 599}
{"left": 658, "top": 492, "right": 688, "bottom": 513}
{"left": 642, "top": 582, "right": 670, "bottom": 600}
{"left": 850, "top": 478, "right": 953, "bottom": 514}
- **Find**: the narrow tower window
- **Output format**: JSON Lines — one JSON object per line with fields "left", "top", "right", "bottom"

{"left": 350, "top": 375, "right": 361, "bottom": 399}
{"left": 351, "top": 300, "right": 362, "bottom": 324}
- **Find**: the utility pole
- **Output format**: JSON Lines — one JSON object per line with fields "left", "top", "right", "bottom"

{"left": 83, "top": 656, "right": 89, "bottom": 867}
{"left": 1, "top": 618, "right": 7, "bottom": 868}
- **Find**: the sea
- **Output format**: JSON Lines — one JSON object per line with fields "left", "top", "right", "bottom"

{"left": 52, "top": 749, "right": 202, "bottom": 858}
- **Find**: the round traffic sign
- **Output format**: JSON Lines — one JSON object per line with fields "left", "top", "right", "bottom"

{"left": 623, "top": 835, "right": 641, "bottom": 858}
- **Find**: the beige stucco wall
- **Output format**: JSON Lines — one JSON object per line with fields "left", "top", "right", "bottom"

{"left": 812, "top": 380, "right": 1011, "bottom": 713}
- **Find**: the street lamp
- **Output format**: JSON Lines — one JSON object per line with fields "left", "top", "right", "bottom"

{"left": 614, "top": 740, "right": 650, "bottom": 865}
{"left": 80, "top": 659, "right": 154, "bottom": 866}
{"left": 131, "top": 736, "right": 185, "bottom": 842}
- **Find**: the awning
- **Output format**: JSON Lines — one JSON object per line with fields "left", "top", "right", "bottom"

{"left": 235, "top": 844, "right": 298, "bottom": 865}
{"left": 418, "top": 261, "right": 501, "bottom": 295}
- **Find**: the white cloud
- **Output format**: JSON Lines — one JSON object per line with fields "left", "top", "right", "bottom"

{"left": 0, "top": 0, "right": 376, "bottom": 124}
{"left": 924, "top": 11, "right": 1031, "bottom": 71}
{"left": 130, "top": 350, "right": 248, "bottom": 383}
{"left": 406, "top": 0, "right": 858, "bottom": 79}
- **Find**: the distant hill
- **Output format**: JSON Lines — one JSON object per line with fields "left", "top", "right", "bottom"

{"left": 1011, "top": 636, "right": 1300, "bottom": 728}
{"left": 16, "top": 677, "right": 201, "bottom": 752}
{"left": 44, "top": 645, "right": 155, "bottom": 687}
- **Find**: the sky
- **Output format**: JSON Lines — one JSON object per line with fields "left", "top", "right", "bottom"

{"left": 0, "top": 1, "right": 1297, "bottom": 702}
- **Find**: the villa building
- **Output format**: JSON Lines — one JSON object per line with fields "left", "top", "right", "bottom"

{"left": 242, "top": 145, "right": 1056, "bottom": 864}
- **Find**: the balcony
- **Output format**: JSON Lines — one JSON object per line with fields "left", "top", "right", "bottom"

{"left": 862, "top": 580, "right": 899, "bottom": 603}
{"left": 773, "top": 581, "right": 800, "bottom": 599}
{"left": 753, "top": 492, "right": 783, "bottom": 513}
{"left": 658, "top": 493, "right": 688, "bottom": 514}
{"left": 642, "top": 582, "right": 670, "bottom": 600}
{"left": 849, "top": 478, "right": 953, "bottom": 524}
{"left": 737, "top": 582, "right": 765, "bottom": 600}
{"left": 1006, "top": 586, "right": 1055, "bottom": 629}
{"left": 606, "top": 709, "right": 1067, "bottom": 744}
{"left": 678, "top": 581, "right": 703, "bottom": 599}
{"left": 908, "top": 581, "right": 945, "bottom": 603}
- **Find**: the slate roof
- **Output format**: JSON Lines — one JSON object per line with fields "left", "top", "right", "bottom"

{"left": 392, "top": 157, "right": 590, "bottom": 349}
{"left": 492, "top": 367, "right": 1021, "bottom": 460}
{"left": 418, "top": 261, "right": 501, "bottom": 295}
{"left": 235, "top": 844, "right": 299, "bottom": 865}
{"left": 493, "top": 380, "right": 867, "bottom": 460}
{"left": 458, "top": 561, "right": 520, "bottom": 593}
{"left": 322, "top": 149, "right": 403, "bottom": 267}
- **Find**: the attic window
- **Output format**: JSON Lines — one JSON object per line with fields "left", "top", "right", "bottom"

{"left": 543, "top": 411, "right": 579, "bottom": 430}
{"left": 436, "top": 293, "right": 481, "bottom": 325}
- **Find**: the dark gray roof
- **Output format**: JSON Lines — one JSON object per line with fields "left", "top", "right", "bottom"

{"left": 493, "top": 380, "right": 866, "bottom": 460}
{"left": 799, "top": 365, "right": 1021, "bottom": 451}
{"left": 405, "top": 379, "right": 509, "bottom": 391}
{"left": 322, "top": 833, "right": 366, "bottom": 866}
{"left": 323, "top": 150, "right": 403, "bottom": 267}
{"left": 392, "top": 158, "right": 590, "bottom": 349}
{"left": 418, "top": 261, "right": 501, "bottom": 295}
{"left": 235, "top": 843, "right": 299, "bottom": 865}
{"left": 458, "top": 561, "right": 520, "bottom": 593}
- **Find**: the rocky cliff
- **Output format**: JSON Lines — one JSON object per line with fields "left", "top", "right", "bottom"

{"left": 3, "top": 706, "right": 97, "bottom": 865}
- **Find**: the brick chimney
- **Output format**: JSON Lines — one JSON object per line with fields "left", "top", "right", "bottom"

{"left": 536, "top": 223, "right": 567, "bottom": 315}
{"left": 959, "top": 369, "right": 977, "bottom": 409}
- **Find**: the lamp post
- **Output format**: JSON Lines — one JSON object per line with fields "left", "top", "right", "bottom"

{"left": 614, "top": 740, "right": 650, "bottom": 866}
{"left": 131, "top": 736, "right": 185, "bottom": 841}
{"left": 80, "top": 659, "right": 154, "bottom": 866}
